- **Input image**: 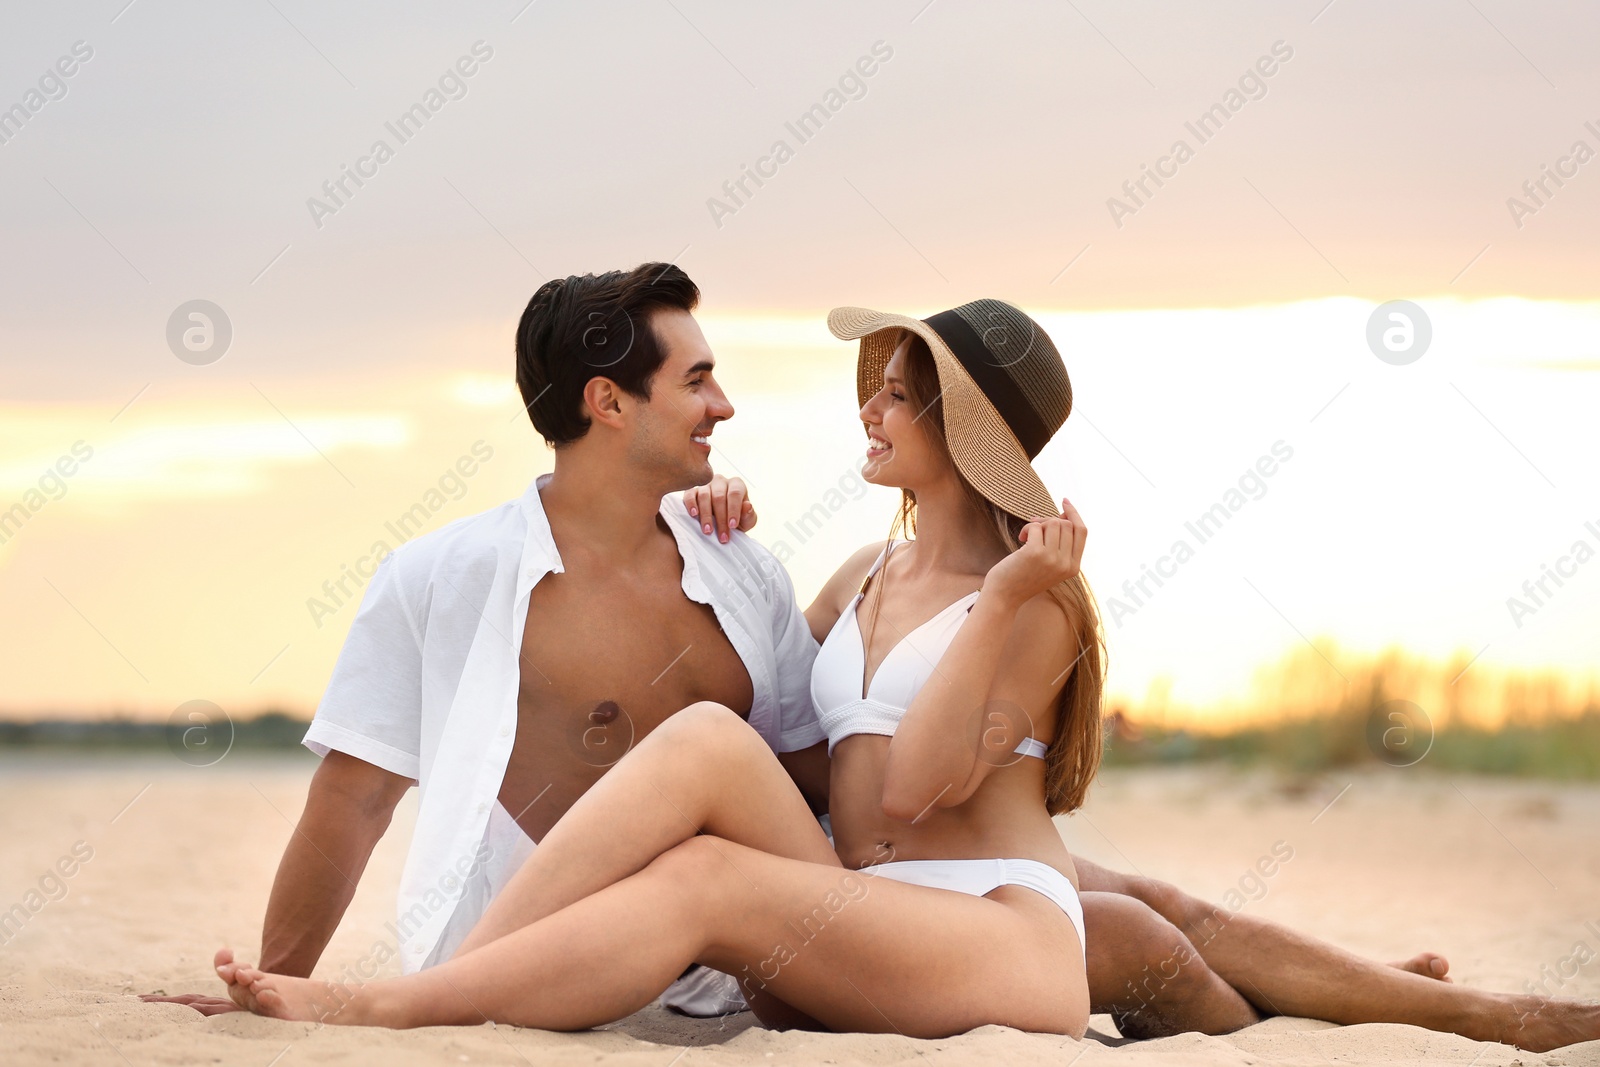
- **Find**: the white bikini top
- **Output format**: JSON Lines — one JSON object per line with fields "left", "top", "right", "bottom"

{"left": 810, "top": 541, "right": 1049, "bottom": 760}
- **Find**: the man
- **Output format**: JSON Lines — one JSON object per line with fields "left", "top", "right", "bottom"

{"left": 147, "top": 263, "right": 1594, "bottom": 1051}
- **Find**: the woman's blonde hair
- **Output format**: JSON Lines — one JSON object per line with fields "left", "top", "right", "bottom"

{"left": 869, "top": 332, "right": 1106, "bottom": 815}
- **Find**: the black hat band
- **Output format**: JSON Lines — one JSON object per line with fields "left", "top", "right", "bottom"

{"left": 922, "top": 309, "right": 1051, "bottom": 458}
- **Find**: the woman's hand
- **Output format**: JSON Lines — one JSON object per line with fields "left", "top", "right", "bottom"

{"left": 980, "top": 497, "right": 1087, "bottom": 610}
{"left": 682, "top": 475, "right": 757, "bottom": 543}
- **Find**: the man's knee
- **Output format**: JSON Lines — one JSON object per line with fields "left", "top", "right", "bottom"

{"left": 1124, "top": 875, "right": 1217, "bottom": 933}
{"left": 1085, "top": 894, "right": 1194, "bottom": 988}
{"left": 1084, "top": 895, "right": 1216, "bottom": 1000}
{"left": 1082, "top": 892, "right": 1240, "bottom": 1038}
{"left": 1078, "top": 862, "right": 1209, "bottom": 930}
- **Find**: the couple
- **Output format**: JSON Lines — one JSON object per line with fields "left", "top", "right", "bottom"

{"left": 183, "top": 263, "right": 1596, "bottom": 1047}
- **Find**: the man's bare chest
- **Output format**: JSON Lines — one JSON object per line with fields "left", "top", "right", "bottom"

{"left": 497, "top": 571, "right": 755, "bottom": 839}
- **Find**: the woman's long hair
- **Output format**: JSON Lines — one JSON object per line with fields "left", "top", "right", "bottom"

{"left": 867, "top": 332, "right": 1106, "bottom": 815}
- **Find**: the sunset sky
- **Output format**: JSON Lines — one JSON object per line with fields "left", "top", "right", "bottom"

{"left": 2, "top": 0, "right": 1597, "bottom": 724}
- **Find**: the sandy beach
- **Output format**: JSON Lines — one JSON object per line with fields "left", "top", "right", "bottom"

{"left": 3, "top": 753, "right": 1597, "bottom": 1067}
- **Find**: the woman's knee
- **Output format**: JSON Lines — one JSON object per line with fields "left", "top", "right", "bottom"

{"left": 634, "top": 836, "right": 742, "bottom": 932}
{"left": 645, "top": 835, "right": 747, "bottom": 903}
{"left": 650, "top": 701, "right": 768, "bottom": 761}
{"left": 656, "top": 700, "right": 747, "bottom": 742}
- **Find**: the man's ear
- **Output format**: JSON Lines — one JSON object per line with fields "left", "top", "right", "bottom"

{"left": 582, "top": 376, "right": 627, "bottom": 431}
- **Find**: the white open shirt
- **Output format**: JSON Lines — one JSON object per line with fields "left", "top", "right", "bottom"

{"left": 304, "top": 474, "right": 827, "bottom": 973}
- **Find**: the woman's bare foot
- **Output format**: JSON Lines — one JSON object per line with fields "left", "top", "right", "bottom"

{"left": 1389, "top": 951, "right": 1452, "bottom": 982}
{"left": 214, "top": 948, "right": 369, "bottom": 1025}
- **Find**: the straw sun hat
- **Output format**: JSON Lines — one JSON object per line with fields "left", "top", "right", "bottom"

{"left": 828, "top": 299, "right": 1072, "bottom": 523}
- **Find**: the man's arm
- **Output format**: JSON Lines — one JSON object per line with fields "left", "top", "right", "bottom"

{"left": 143, "top": 751, "right": 411, "bottom": 1014}
{"left": 259, "top": 751, "right": 412, "bottom": 975}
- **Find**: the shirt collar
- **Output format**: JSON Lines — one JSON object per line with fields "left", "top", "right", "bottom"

{"left": 517, "top": 474, "right": 563, "bottom": 595}
{"left": 515, "top": 473, "right": 708, "bottom": 604}
{"left": 660, "top": 502, "right": 711, "bottom": 605}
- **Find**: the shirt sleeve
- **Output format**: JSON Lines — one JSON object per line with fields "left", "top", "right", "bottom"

{"left": 302, "top": 547, "right": 425, "bottom": 780}
{"left": 765, "top": 554, "right": 827, "bottom": 753}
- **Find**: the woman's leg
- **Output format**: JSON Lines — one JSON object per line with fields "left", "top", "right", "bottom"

{"left": 455, "top": 701, "right": 838, "bottom": 957}
{"left": 220, "top": 836, "right": 1090, "bottom": 1038}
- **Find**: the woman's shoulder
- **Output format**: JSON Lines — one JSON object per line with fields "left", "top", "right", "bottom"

{"left": 828, "top": 541, "right": 893, "bottom": 601}
{"left": 803, "top": 542, "right": 894, "bottom": 643}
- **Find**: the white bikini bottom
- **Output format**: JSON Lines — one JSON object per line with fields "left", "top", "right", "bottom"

{"left": 859, "top": 858, "right": 1087, "bottom": 960}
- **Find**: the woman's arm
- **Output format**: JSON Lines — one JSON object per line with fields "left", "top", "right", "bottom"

{"left": 881, "top": 504, "right": 1086, "bottom": 821}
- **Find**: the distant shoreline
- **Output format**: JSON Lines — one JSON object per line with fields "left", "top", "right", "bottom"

{"left": 0, "top": 712, "right": 309, "bottom": 751}
{"left": 1102, "top": 709, "right": 1600, "bottom": 780}
{"left": 3, "top": 709, "right": 1595, "bottom": 780}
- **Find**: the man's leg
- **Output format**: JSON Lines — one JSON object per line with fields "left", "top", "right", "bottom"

{"left": 1082, "top": 891, "right": 1259, "bottom": 1038}
{"left": 1079, "top": 858, "right": 1600, "bottom": 1050}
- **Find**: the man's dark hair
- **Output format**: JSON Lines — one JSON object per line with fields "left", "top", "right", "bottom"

{"left": 515, "top": 262, "right": 700, "bottom": 446}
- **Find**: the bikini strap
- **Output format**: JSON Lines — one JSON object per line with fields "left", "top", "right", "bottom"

{"left": 857, "top": 539, "right": 904, "bottom": 598}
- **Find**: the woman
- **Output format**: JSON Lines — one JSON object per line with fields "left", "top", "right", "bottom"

{"left": 214, "top": 298, "right": 1105, "bottom": 1037}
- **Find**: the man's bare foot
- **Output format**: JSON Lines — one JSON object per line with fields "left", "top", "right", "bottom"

{"left": 214, "top": 948, "right": 368, "bottom": 1025}
{"left": 1505, "top": 993, "right": 1600, "bottom": 1053}
{"left": 1389, "top": 951, "right": 1452, "bottom": 983}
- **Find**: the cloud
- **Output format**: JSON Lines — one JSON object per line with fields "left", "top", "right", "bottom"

{"left": 0, "top": 410, "right": 410, "bottom": 504}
